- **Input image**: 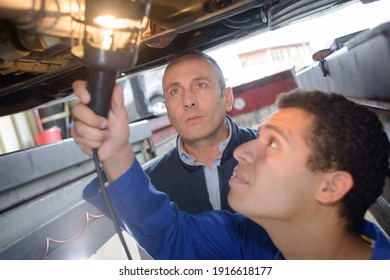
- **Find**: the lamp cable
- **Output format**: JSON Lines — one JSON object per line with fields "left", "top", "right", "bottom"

{"left": 92, "top": 148, "right": 132, "bottom": 260}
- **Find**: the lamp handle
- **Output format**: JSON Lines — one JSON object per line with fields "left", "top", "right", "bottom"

{"left": 86, "top": 67, "right": 118, "bottom": 117}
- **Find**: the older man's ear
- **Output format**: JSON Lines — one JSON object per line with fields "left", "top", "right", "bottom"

{"left": 224, "top": 87, "right": 234, "bottom": 112}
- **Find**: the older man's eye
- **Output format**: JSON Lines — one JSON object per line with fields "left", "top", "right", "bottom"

{"left": 196, "top": 82, "right": 206, "bottom": 89}
{"left": 170, "top": 88, "right": 181, "bottom": 95}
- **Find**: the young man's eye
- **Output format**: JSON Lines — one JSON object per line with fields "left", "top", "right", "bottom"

{"left": 268, "top": 138, "right": 278, "bottom": 148}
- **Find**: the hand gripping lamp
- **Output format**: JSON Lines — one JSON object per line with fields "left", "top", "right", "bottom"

{"left": 70, "top": 0, "right": 151, "bottom": 259}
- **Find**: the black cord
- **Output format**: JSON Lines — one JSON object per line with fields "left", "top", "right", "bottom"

{"left": 92, "top": 148, "right": 132, "bottom": 260}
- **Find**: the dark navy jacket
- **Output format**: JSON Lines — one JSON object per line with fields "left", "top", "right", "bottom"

{"left": 145, "top": 115, "right": 258, "bottom": 214}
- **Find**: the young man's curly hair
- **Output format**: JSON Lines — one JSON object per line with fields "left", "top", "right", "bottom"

{"left": 276, "top": 89, "right": 390, "bottom": 235}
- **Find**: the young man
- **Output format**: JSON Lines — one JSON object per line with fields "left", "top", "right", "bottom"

{"left": 72, "top": 84, "right": 390, "bottom": 259}
{"left": 144, "top": 50, "right": 258, "bottom": 214}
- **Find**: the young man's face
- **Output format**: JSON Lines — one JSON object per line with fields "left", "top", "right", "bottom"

{"left": 163, "top": 56, "right": 233, "bottom": 143}
{"left": 228, "top": 108, "right": 325, "bottom": 224}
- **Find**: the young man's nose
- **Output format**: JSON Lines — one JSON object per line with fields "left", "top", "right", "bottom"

{"left": 233, "top": 139, "right": 257, "bottom": 163}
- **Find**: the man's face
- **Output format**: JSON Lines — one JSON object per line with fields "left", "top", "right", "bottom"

{"left": 163, "top": 56, "right": 233, "bottom": 143}
{"left": 228, "top": 108, "right": 325, "bottom": 224}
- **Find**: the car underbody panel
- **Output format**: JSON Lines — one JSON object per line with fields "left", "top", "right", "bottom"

{"left": 0, "top": 0, "right": 360, "bottom": 116}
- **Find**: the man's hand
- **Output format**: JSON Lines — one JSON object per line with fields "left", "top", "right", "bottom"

{"left": 71, "top": 80, "right": 134, "bottom": 182}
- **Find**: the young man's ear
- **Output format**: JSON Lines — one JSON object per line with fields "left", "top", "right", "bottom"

{"left": 315, "top": 171, "right": 354, "bottom": 204}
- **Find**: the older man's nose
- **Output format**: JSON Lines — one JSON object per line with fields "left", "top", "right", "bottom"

{"left": 183, "top": 91, "right": 198, "bottom": 109}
